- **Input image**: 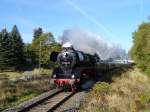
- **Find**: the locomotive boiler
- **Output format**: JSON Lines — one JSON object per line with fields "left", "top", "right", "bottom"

{"left": 50, "top": 43, "right": 99, "bottom": 91}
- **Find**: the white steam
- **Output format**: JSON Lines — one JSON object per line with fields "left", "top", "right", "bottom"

{"left": 59, "top": 28, "right": 126, "bottom": 60}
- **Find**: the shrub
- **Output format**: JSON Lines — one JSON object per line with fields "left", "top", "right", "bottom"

{"left": 82, "top": 69, "right": 150, "bottom": 112}
{"left": 130, "top": 22, "right": 150, "bottom": 76}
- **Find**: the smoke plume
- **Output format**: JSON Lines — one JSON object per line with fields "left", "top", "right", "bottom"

{"left": 59, "top": 28, "right": 126, "bottom": 60}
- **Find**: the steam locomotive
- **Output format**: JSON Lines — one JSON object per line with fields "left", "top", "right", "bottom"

{"left": 50, "top": 43, "right": 129, "bottom": 91}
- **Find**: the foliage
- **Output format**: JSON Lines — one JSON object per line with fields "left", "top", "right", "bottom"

{"left": 30, "top": 33, "right": 61, "bottom": 67}
{"left": 0, "top": 26, "right": 25, "bottom": 70}
{"left": 33, "top": 27, "right": 43, "bottom": 40}
{"left": 0, "top": 28, "right": 10, "bottom": 69}
{"left": 10, "top": 25, "right": 25, "bottom": 69}
{"left": 82, "top": 69, "right": 150, "bottom": 112}
{"left": 24, "top": 43, "right": 36, "bottom": 67}
{"left": 0, "top": 25, "right": 61, "bottom": 70}
{"left": 91, "top": 82, "right": 111, "bottom": 98}
{"left": 130, "top": 21, "right": 150, "bottom": 76}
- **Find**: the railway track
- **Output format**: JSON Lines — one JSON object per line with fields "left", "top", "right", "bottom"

{"left": 54, "top": 91, "right": 86, "bottom": 112}
{"left": 3, "top": 89, "right": 76, "bottom": 112}
{"left": 27, "top": 91, "right": 75, "bottom": 112}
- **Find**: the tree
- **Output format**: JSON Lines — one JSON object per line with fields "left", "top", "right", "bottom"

{"left": 10, "top": 25, "right": 25, "bottom": 69}
{"left": 0, "top": 30, "right": 4, "bottom": 69}
{"left": 0, "top": 28, "right": 13, "bottom": 69}
{"left": 31, "top": 33, "right": 61, "bottom": 67}
{"left": 33, "top": 27, "right": 43, "bottom": 40}
{"left": 131, "top": 21, "right": 150, "bottom": 75}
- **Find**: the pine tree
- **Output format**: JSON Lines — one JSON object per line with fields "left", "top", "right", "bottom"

{"left": 10, "top": 25, "right": 25, "bottom": 69}
{"left": 0, "top": 31, "right": 4, "bottom": 69}
{"left": 0, "top": 28, "right": 13, "bottom": 69}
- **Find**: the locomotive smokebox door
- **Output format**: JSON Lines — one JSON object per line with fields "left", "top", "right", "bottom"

{"left": 50, "top": 51, "right": 59, "bottom": 62}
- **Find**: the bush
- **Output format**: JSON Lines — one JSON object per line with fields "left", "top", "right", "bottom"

{"left": 130, "top": 22, "right": 150, "bottom": 76}
{"left": 92, "top": 82, "right": 111, "bottom": 93}
{"left": 82, "top": 69, "right": 150, "bottom": 112}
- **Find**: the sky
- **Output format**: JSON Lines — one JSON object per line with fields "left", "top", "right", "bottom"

{"left": 0, "top": 0, "right": 150, "bottom": 51}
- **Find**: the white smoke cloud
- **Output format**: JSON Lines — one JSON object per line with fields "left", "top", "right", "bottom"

{"left": 59, "top": 28, "right": 126, "bottom": 60}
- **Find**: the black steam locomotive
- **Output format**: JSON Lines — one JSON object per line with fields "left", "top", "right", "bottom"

{"left": 50, "top": 43, "right": 101, "bottom": 91}
{"left": 50, "top": 43, "right": 128, "bottom": 91}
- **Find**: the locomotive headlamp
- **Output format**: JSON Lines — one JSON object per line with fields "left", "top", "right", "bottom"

{"left": 53, "top": 74, "right": 56, "bottom": 78}
{"left": 71, "top": 75, "right": 75, "bottom": 79}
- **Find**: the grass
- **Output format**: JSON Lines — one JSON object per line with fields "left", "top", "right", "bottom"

{"left": 0, "top": 68, "right": 52, "bottom": 79}
{"left": 0, "top": 78, "right": 52, "bottom": 111}
{"left": 32, "top": 68, "right": 52, "bottom": 76}
{"left": 81, "top": 68, "right": 150, "bottom": 112}
{"left": 0, "top": 68, "right": 53, "bottom": 111}
{"left": 0, "top": 80, "right": 51, "bottom": 111}
{"left": 0, "top": 90, "right": 39, "bottom": 111}
{"left": 0, "top": 72, "right": 22, "bottom": 79}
